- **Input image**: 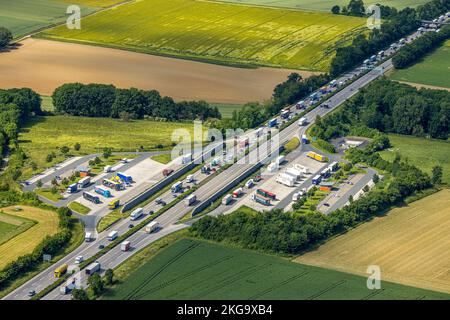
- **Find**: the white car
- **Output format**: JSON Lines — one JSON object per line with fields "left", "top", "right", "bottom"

{"left": 75, "top": 255, "right": 84, "bottom": 264}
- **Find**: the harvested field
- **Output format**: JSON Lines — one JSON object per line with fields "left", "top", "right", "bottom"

{"left": 0, "top": 38, "right": 302, "bottom": 104}
{"left": 296, "top": 189, "right": 450, "bottom": 294}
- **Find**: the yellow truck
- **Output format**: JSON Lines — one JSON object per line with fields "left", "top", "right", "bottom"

{"left": 54, "top": 263, "right": 68, "bottom": 278}
{"left": 108, "top": 199, "right": 120, "bottom": 210}
{"left": 307, "top": 151, "right": 326, "bottom": 162}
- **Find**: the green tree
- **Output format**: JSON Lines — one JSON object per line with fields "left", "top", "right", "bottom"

{"left": 103, "top": 148, "right": 112, "bottom": 159}
{"left": 0, "top": 27, "right": 12, "bottom": 49}
{"left": 88, "top": 273, "right": 104, "bottom": 296}
{"left": 372, "top": 174, "right": 380, "bottom": 184}
{"left": 72, "top": 289, "right": 89, "bottom": 300}
{"left": 431, "top": 165, "right": 443, "bottom": 185}
{"left": 36, "top": 180, "right": 43, "bottom": 188}
{"left": 74, "top": 143, "right": 81, "bottom": 151}
{"left": 347, "top": 0, "right": 365, "bottom": 16}
{"left": 60, "top": 146, "right": 70, "bottom": 155}
{"left": 46, "top": 154, "right": 53, "bottom": 163}
{"left": 104, "top": 269, "right": 114, "bottom": 286}
{"left": 331, "top": 5, "right": 340, "bottom": 14}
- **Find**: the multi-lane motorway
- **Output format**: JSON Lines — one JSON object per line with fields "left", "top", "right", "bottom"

{"left": 4, "top": 26, "right": 423, "bottom": 300}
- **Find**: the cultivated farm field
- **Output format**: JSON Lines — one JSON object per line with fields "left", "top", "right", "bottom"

{"left": 213, "top": 0, "right": 430, "bottom": 11}
{"left": 390, "top": 40, "right": 450, "bottom": 89}
{"left": 0, "top": 0, "right": 99, "bottom": 38}
{"left": 296, "top": 189, "right": 450, "bottom": 295}
{"left": 103, "top": 239, "right": 449, "bottom": 300}
{"left": 18, "top": 115, "right": 199, "bottom": 179}
{"left": 0, "top": 206, "right": 59, "bottom": 269}
{"left": 379, "top": 134, "right": 450, "bottom": 184}
{"left": 40, "top": 0, "right": 366, "bottom": 71}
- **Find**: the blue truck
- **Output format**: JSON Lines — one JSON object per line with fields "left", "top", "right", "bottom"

{"left": 312, "top": 175, "right": 322, "bottom": 185}
{"left": 268, "top": 118, "right": 278, "bottom": 128}
{"left": 83, "top": 191, "right": 100, "bottom": 204}
{"left": 171, "top": 181, "right": 183, "bottom": 193}
{"left": 117, "top": 172, "right": 132, "bottom": 184}
{"left": 67, "top": 183, "right": 78, "bottom": 194}
{"left": 94, "top": 186, "right": 111, "bottom": 198}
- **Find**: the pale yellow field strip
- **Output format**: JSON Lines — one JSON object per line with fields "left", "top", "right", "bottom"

{"left": 0, "top": 206, "right": 59, "bottom": 269}
{"left": 295, "top": 189, "right": 450, "bottom": 294}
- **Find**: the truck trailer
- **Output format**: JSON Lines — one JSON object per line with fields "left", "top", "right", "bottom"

{"left": 312, "top": 175, "right": 322, "bottom": 185}
{"left": 117, "top": 172, "right": 132, "bottom": 184}
{"left": 85, "top": 262, "right": 101, "bottom": 276}
{"left": 256, "top": 189, "right": 276, "bottom": 200}
{"left": 120, "top": 241, "right": 131, "bottom": 252}
{"left": 94, "top": 186, "right": 111, "bottom": 198}
{"left": 268, "top": 118, "right": 278, "bottom": 128}
{"left": 232, "top": 188, "right": 244, "bottom": 198}
{"left": 298, "top": 117, "right": 307, "bottom": 126}
{"left": 171, "top": 181, "right": 183, "bottom": 193}
{"left": 77, "top": 176, "right": 91, "bottom": 189}
{"left": 276, "top": 174, "right": 295, "bottom": 187}
{"left": 67, "top": 183, "right": 78, "bottom": 194}
{"left": 83, "top": 191, "right": 100, "bottom": 204}
{"left": 185, "top": 194, "right": 197, "bottom": 206}
{"left": 252, "top": 194, "right": 271, "bottom": 206}
{"left": 222, "top": 194, "right": 233, "bottom": 205}
{"left": 145, "top": 221, "right": 159, "bottom": 233}
{"left": 130, "top": 207, "right": 144, "bottom": 221}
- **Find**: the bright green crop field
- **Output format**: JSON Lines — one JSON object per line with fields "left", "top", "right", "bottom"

{"left": 212, "top": 0, "right": 430, "bottom": 11}
{"left": 390, "top": 40, "right": 450, "bottom": 89}
{"left": 103, "top": 239, "right": 449, "bottom": 300}
{"left": 40, "top": 0, "right": 366, "bottom": 71}
{"left": 379, "top": 134, "right": 450, "bottom": 184}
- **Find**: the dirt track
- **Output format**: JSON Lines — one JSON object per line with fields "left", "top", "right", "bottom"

{"left": 0, "top": 38, "right": 315, "bottom": 103}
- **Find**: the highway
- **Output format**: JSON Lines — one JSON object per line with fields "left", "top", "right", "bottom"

{"left": 4, "top": 26, "right": 425, "bottom": 300}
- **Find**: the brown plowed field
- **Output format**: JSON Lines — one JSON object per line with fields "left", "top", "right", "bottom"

{"left": 0, "top": 38, "right": 312, "bottom": 104}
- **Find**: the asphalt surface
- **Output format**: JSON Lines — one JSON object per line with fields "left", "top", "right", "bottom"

{"left": 4, "top": 27, "right": 429, "bottom": 300}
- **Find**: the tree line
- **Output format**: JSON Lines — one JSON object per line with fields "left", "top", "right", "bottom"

{"left": 190, "top": 136, "right": 433, "bottom": 255}
{"left": 0, "top": 88, "right": 42, "bottom": 164}
{"left": 330, "top": 0, "right": 450, "bottom": 77}
{"left": 52, "top": 83, "right": 221, "bottom": 121}
{"left": 212, "top": 73, "right": 330, "bottom": 131}
{"left": 310, "top": 78, "right": 450, "bottom": 140}
{"left": 393, "top": 25, "right": 450, "bottom": 69}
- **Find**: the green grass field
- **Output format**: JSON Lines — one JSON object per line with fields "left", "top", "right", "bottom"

{"left": 390, "top": 40, "right": 450, "bottom": 89}
{"left": 0, "top": 0, "right": 101, "bottom": 38}
{"left": 150, "top": 153, "right": 172, "bottom": 164}
{"left": 103, "top": 238, "right": 449, "bottom": 300}
{"left": 213, "top": 0, "right": 430, "bottom": 11}
{"left": 18, "top": 115, "right": 198, "bottom": 179}
{"left": 40, "top": 0, "right": 366, "bottom": 71}
{"left": 210, "top": 103, "right": 245, "bottom": 119}
{"left": 68, "top": 201, "right": 91, "bottom": 214}
{"left": 379, "top": 134, "right": 450, "bottom": 184}
{"left": 0, "top": 212, "right": 36, "bottom": 246}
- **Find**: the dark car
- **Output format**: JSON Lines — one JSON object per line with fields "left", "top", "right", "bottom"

{"left": 27, "top": 290, "right": 36, "bottom": 297}
{"left": 98, "top": 244, "right": 105, "bottom": 250}
{"left": 128, "top": 224, "right": 134, "bottom": 229}
{"left": 323, "top": 203, "right": 330, "bottom": 207}
{"left": 148, "top": 210, "right": 154, "bottom": 215}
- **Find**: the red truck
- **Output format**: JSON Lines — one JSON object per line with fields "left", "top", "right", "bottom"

{"left": 163, "top": 168, "right": 174, "bottom": 177}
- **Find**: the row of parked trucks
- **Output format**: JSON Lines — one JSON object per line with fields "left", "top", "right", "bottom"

{"left": 312, "top": 161, "right": 339, "bottom": 186}
{"left": 251, "top": 189, "right": 276, "bottom": 206}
